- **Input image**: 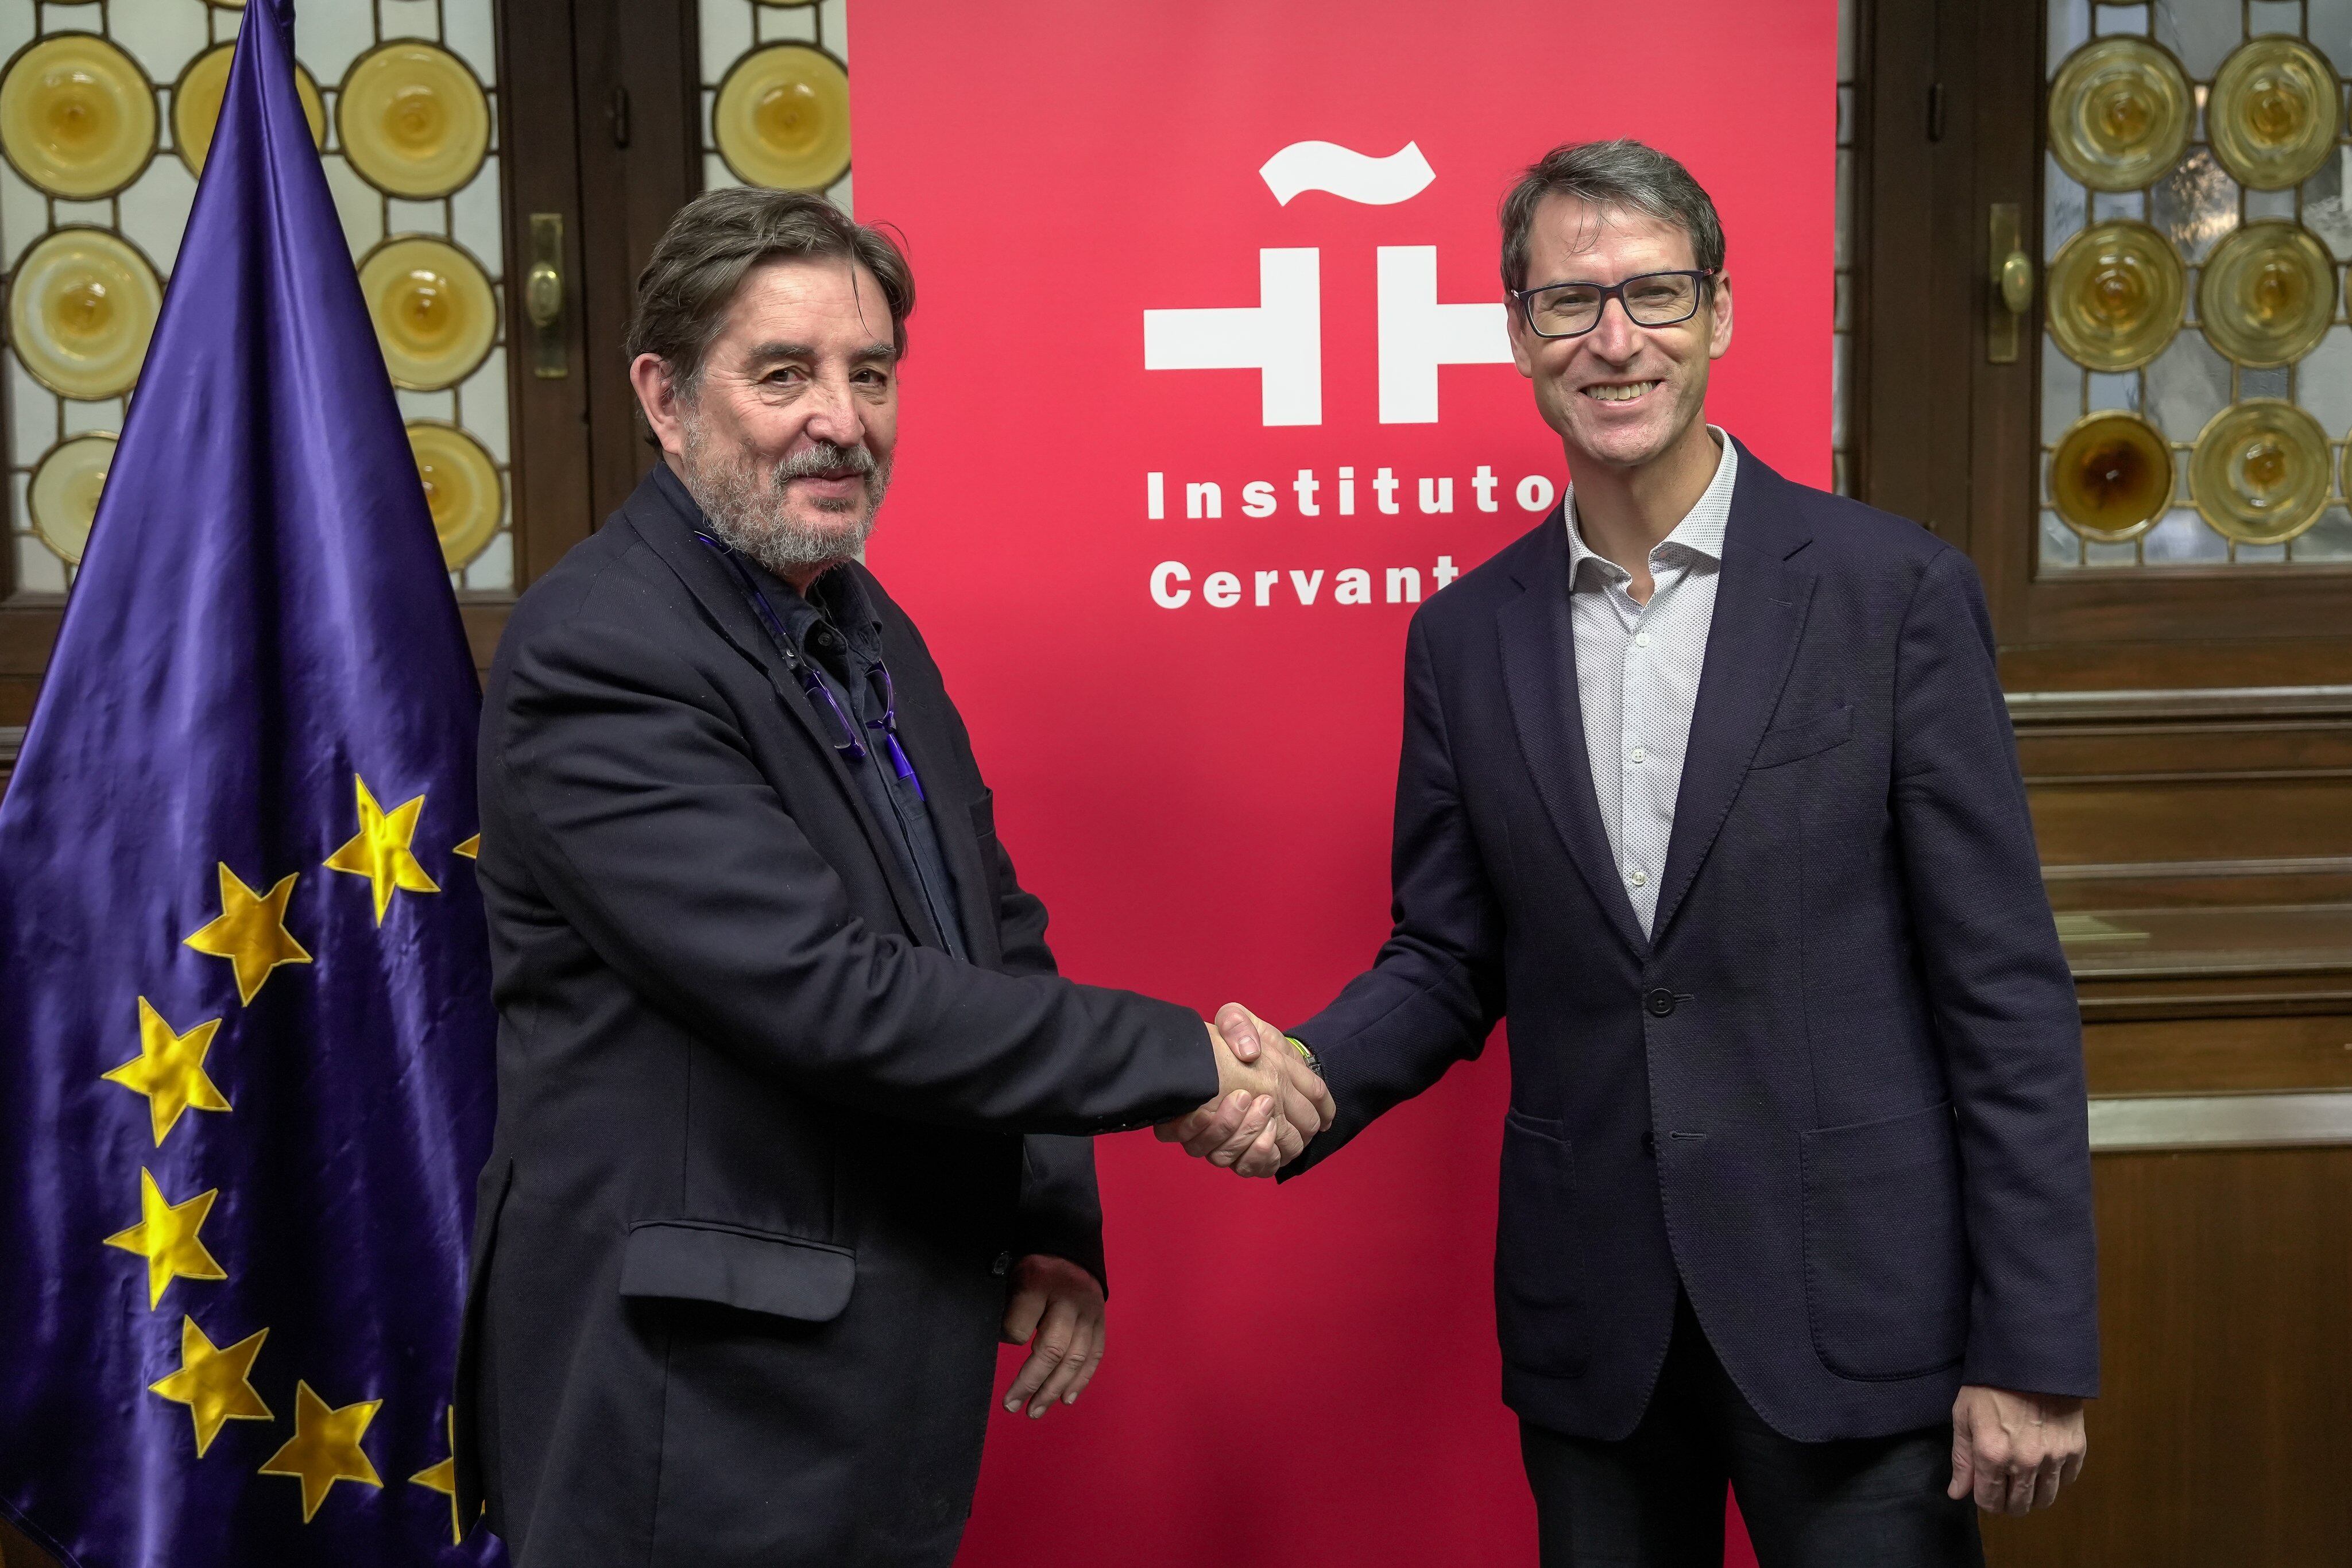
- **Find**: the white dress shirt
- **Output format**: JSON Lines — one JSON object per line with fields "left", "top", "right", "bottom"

{"left": 1563, "top": 428, "right": 1737, "bottom": 935}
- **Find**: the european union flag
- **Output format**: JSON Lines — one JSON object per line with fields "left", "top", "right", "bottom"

{"left": 0, "top": 3, "right": 502, "bottom": 1563}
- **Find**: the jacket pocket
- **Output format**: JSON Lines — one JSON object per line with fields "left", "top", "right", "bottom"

{"left": 1494, "top": 1109, "right": 1584, "bottom": 1376}
{"left": 618, "top": 1219, "right": 857, "bottom": 1322}
{"left": 1800, "top": 1100, "right": 1969, "bottom": 1380}
{"left": 1751, "top": 704, "right": 1852, "bottom": 769}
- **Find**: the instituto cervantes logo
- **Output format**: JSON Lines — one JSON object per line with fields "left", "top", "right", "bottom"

{"left": 1138, "top": 140, "right": 1560, "bottom": 611}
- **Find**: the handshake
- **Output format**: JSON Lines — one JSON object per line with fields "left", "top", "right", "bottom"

{"left": 1156, "top": 1004, "right": 1336, "bottom": 1176}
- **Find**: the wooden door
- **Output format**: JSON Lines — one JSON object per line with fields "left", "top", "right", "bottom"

{"left": 1852, "top": 0, "right": 2352, "bottom": 1561}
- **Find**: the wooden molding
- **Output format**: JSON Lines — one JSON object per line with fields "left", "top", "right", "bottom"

{"left": 2089, "top": 1093, "right": 2352, "bottom": 1151}
{"left": 2009, "top": 685, "right": 2352, "bottom": 725}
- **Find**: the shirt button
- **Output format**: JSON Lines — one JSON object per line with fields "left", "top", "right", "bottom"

{"left": 1628, "top": 869, "right": 1649, "bottom": 888}
{"left": 1635, "top": 632, "right": 1651, "bottom": 648}
{"left": 989, "top": 1251, "right": 1012, "bottom": 1277}
{"left": 1628, "top": 746, "right": 1647, "bottom": 765}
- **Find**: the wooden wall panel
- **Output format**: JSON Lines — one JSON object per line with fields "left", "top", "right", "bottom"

{"left": 2030, "top": 778, "right": 2352, "bottom": 868}
{"left": 1983, "top": 1147, "right": 2352, "bottom": 1567}
{"left": 2014, "top": 692, "right": 2352, "bottom": 874}
{"left": 2084, "top": 1016, "right": 2352, "bottom": 1095}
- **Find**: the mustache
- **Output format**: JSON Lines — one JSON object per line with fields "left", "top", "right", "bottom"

{"left": 773, "top": 442, "right": 878, "bottom": 482}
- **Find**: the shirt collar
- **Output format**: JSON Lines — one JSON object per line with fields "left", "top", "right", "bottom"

{"left": 1564, "top": 425, "right": 1738, "bottom": 583}
{"left": 742, "top": 556, "right": 881, "bottom": 655}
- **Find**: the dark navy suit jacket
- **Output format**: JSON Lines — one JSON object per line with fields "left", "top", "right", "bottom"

{"left": 1285, "top": 442, "right": 2099, "bottom": 1443}
{"left": 455, "top": 471, "right": 1217, "bottom": 1566}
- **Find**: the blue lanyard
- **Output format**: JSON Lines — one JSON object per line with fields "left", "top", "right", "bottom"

{"left": 694, "top": 533, "right": 924, "bottom": 800}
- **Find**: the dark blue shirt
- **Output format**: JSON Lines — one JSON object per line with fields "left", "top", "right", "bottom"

{"left": 759, "top": 557, "right": 971, "bottom": 962}
{"left": 656, "top": 468, "right": 969, "bottom": 959}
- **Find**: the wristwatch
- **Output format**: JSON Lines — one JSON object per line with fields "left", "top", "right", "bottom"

{"left": 1284, "top": 1035, "right": 1322, "bottom": 1075}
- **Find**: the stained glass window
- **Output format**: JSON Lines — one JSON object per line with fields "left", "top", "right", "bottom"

{"left": 697, "top": 0, "right": 853, "bottom": 211}
{"left": 2040, "top": 0, "right": 2352, "bottom": 570}
{"left": 1, "top": 0, "right": 514, "bottom": 598}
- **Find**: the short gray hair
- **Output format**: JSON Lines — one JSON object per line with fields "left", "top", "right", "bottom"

{"left": 1498, "top": 139, "right": 1726, "bottom": 294}
{"left": 625, "top": 186, "right": 915, "bottom": 391}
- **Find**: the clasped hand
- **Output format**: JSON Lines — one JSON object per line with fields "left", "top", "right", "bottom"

{"left": 1154, "top": 1003, "right": 1334, "bottom": 1177}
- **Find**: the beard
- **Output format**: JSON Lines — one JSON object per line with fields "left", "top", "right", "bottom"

{"left": 677, "top": 411, "right": 891, "bottom": 579}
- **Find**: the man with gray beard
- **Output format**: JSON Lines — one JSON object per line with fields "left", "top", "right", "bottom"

{"left": 455, "top": 188, "right": 1331, "bottom": 1567}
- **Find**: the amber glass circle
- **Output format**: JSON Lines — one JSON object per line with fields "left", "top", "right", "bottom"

{"left": 2198, "top": 221, "right": 2336, "bottom": 368}
{"left": 172, "top": 44, "right": 325, "bottom": 174}
{"left": 2189, "top": 400, "right": 2332, "bottom": 544}
{"left": 9, "top": 228, "right": 164, "bottom": 399}
{"left": 714, "top": 45, "right": 851, "bottom": 191}
{"left": 2048, "top": 37, "right": 2192, "bottom": 192}
{"left": 2209, "top": 37, "right": 2340, "bottom": 191}
{"left": 0, "top": 34, "right": 158, "bottom": 199}
{"left": 406, "top": 421, "right": 502, "bottom": 569}
{"left": 2046, "top": 220, "right": 2184, "bottom": 371}
{"left": 2049, "top": 412, "right": 2175, "bottom": 543}
{"left": 358, "top": 237, "right": 498, "bottom": 391}
{"left": 338, "top": 42, "right": 491, "bottom": 199}
{"left": 28, "top": 432, "right": 117, "bottom": 566}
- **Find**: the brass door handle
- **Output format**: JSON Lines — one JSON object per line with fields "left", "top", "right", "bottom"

{"left": 526, "top": 260, "right": 563, "bottom": 328}
{"left": 1987, "top": 203, "right": 2030, "bottom": 363}
{"left": 1997, "top": 249, "right": 2034, "bottom": 316}
{"left": 525, "top": 213, "right": 567, "bottom": 379}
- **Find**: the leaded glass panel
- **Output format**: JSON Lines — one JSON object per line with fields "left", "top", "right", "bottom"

{"left": 697, "top": 0, "right": 853, "bottom": 213}
{"left": 1, "top": 0, "right": 514, "bottom": 598}
{"left": 2041, "top": 0, "right": 2352, "bottom": 571}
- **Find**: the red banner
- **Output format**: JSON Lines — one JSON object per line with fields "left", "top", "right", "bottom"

{"left": 852, "top": 6, "right": 1834, "bottom": 1562}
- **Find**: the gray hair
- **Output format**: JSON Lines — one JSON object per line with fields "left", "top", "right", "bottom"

{"left": 1498, "top": 139, "right": 1726, "bottom": 294}
{"left": 625, "top": 186, "right": 915, "bottom": 392}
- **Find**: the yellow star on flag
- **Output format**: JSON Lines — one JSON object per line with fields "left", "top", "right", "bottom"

{"left": 102, "top": 998, "right": 232, "bottom": 1145}
{"left": 148, "top": 1315, "right": 272, "bottom": 1457}
{"left": 259, "top": 1380, "right": 384, "bottom": 1522}
{"left": 451, "top": 834, "right": 479, "bottom": 860}
{"left": 183, "top": 864, "right": 311, "bottom": 1005}
{"left": 104, "top": 1168, "right": 229, "bottom": 1309}
{"left": 323, "top": 775, "right": 440, "bottom": 924}
{"left": 409, "top": 1406, "right": 467, "bottom": 1544}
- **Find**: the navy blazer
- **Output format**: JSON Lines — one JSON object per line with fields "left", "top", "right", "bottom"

{"left": 1286, "top": 442, "right": 2098, "bottom": 1443}
{"left": 455, "top": 471, "right": 1216, "bottom": 1566}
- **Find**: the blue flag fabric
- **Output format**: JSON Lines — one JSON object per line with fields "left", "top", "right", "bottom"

{"left": 0, "top": 3, "right": 502, "bottom": 1563}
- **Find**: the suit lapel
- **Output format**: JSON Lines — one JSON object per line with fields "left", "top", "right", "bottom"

{"left": 1651, "top": 447, "right": 1816, "bottom": 939}
{"left": 1498, "top": 517, "right": 1649, "bottom": 957}
{"left": 622, "top": 473, "right": 937, "bottom": 944}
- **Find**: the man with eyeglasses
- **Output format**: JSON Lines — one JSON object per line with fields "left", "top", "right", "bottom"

{"left": 1176, "top": 139, "right": 2098, "bottom": 1562}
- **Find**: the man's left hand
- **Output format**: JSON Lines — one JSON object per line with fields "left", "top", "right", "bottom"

{"left": 1000, "top": 1255, "right": 1106, "bottom": 1419}
{"left": 1948, "top": 1384, "right": 2087, "bottom": 1515}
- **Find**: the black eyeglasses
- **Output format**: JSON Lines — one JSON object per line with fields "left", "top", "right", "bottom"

{"left": 1512, "top": 269, "right": 1715, "bottom": 339}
